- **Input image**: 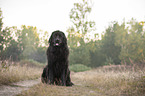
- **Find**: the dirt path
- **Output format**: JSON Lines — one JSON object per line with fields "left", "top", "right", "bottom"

{"left": 0, "top": 72, "right": 103, "bottom": 96}
{"left": 0, "top": 78, "right": 40, "bottom": 96}
{"left": 16, "top": 72, "right": 104, "bottom": 96}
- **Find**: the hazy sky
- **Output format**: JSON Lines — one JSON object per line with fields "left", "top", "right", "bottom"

{"left": 0, "top": 0, "right": 145, "bottom": 35}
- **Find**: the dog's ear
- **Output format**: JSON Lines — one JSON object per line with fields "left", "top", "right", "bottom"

{"left": 62, "top": 32, "right": 67, "bottom": 44}
{"left": 49, "top": 33, "right": 53, "bottom": 44}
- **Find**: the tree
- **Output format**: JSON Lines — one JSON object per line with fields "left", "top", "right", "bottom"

{"left": 67, "top": 0, "right": 96, "bottom": 66}
{"left": 0, "top": 8, "right": 3, "bottom": 31}
{"left": 0, "top": 9, "right": 22, "bottom": 61}
{"left": 68, "top": 0, "right": 96, "bottom": 46}
{"left": 115, "top": 18, "right": 145, "bottom": 63}
{"left": 0, "top": 9, "right": 47, "bottom": 62}
{"left": 0, "top": 8, "right": 3, "bottom": 54}
{"left": 88, "top": 40, "right": 106, "bottom": 67}
{"left": 101, "top": 22, "right": 121, "bottom": 64}
{"left": 16, "top": 25, "right": 47, "bottom": 63}
{"left": 3, "top": 40, "right": 21, "bottom": 61}
{"left": 38, "top": 30, "right": 49, "bottom": 47}
{"left": 17, "top": 25, "right": 40, "bottom": 59}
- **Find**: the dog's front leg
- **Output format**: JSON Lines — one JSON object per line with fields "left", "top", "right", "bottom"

{"left": 48, "top": 69, "right": 54, "bottom": 84}
{"left": 61, "top": 69, "right": 66, "bottom": 86}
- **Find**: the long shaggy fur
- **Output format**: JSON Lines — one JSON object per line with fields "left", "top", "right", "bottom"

{"left": 41, "top": 30, "right": 73, "bottom": 86}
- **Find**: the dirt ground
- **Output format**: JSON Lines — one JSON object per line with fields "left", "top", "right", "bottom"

{"left": 0, "top": 68, "right": 144, "bottom": 96}
{"left": 0, "top": 72, "right": 101, "bottom": 96}
{"left": 0, "top": 79, "right": 40, "bottom": 96}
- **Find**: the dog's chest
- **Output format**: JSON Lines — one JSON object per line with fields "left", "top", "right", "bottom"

{"left": 52, "top": 49, "right": 66, "bottom": 59}
{"left": 53, "top": 62, "right": 65, "bottom": 75}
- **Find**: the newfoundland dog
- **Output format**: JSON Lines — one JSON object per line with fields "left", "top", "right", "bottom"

{"left": 41, "top": 30, "right": 73, "bottom": 86}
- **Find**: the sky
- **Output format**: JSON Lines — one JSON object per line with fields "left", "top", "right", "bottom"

{"left": 0, "top": 0, "right": 145, "bottom": 36}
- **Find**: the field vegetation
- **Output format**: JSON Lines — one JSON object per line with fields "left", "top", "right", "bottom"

{"left": 0, "top": 60, "right": 43, "bottom": 85}
{"left": 18, "top": 64, "right": 145, "bottom": 96}
{"left": 69, "top": 64, "right": 91, "bottom": 72}
{"left": 0, "top": 0, "right": 145, "bottom": 95}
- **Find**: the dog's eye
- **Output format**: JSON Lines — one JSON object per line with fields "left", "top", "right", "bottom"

{"left": 59, "top": 34, "right": 62, "bottom": 37}
{"left": 54, "top": 34, "right": 57, "bottom": 37}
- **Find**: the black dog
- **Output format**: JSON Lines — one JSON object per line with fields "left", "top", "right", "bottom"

{"left": 41, "top": 30, "right": 73, "bottom": 86}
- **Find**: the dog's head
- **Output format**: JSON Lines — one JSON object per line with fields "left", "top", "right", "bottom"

{"left": 49, "top": 30, "right": 67, "bottom": 47}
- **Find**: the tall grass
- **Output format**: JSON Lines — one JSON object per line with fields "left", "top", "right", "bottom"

{"left": 73, "top": 65, "right": 145, "bottom": 96}
{"left": 0, "top": 60, "right": 42, "bottom": 85}
{"left": 17, "top": 64, "right": 145, "bottom": 96}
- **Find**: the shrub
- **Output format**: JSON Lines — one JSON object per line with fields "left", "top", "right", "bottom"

{"left": 19, "top": 59, "right": 45, "bottom": 68}
{"left": 69, "top": 64, "right": 91, "bottom": 72}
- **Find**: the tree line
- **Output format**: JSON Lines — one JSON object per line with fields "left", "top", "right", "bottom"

{"left": 0, "top": 9, "right": 49, "bottom": 63}
{"left": 0, "top": 0, "right": 145, "bottom": 67}
{"left": 67, "top": 0, "right": 145, "bottom": 67}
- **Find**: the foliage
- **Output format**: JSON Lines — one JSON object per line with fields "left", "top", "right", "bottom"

{"left": 17, "top": 25, "right": 39, "bottom": 59}
{"left": 69, "top": 64, "right": 91, "bottom": 72}
{"left": 101, "top": 22, "right": 121, "bottom": 64}
{"left": 115, "top": 19, "right": 145, "bottom": 63}
{"left": 2, "top": 40, "right": 22, "bottom": 60}
{"left": 0, "top": 8, "right": 3, "bottom": 51}
{"left": 67, "top": 0, "right": 145, "bottom": 67}
{"left": 67, "top": 0, "right": 96, "bottom": 66}
{"left": 0, "top": 9, "right": 48, "bottom": 62}
{"left": 19, "top": 59, "right": 44, "bottom": 68}
{"left": 104, "top": 57, "right": 115, "bottom": 65}
{"left": 68, "top": 0, "right": 96, "bottom": 46}
{"left": 68, "top": 18, "right": 145, "bottom": 67}
{"left": 29, "top": 47, "right": 47, "bottom": 63}
{"left": 17, "top": 26, "right": 48, "bottom": 62}
{"left": 0, "top": 8, "right": 2, "bottom": 31}
{"left": 0, "top": 9, "right": 22, "bottom": 61}
{"left": 100, "top": 19, "right": 145, "bottom": 65}
{"left": 87, "top": 40, "right": 105, "bottom": 67}
{"left": 69, "top": 45, "right": 91, "bottom": 66}
{"left": 0, "top": 5, "right": 145, "bottom": 67}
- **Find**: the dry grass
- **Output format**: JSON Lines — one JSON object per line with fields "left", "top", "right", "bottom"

{"left": 0, "top": 65, "right": 42, "bottom": 85}
{"left": 73, "top": 66, "right": 145, "bottom": 96}
{"left": 18, "top": 65, "right": 145, "bottom": 96}
{"left": 17, "top": 83, "right": 102, "bottom": 96}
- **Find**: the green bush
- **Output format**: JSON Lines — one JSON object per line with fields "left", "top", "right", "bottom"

{"left": 19, "top": 59, "right": 45, "bottom": 68}
{"left": 69, "top": 64, "right": 91, "bottom": 72}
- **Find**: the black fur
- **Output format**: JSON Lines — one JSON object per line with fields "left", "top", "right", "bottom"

{"left": 41, "top": 30, "right": 73, "bottom": 86}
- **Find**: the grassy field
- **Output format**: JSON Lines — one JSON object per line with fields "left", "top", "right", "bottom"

{"left": 17, "top": 65, "right": 145, "bottom": 96}
{"left": 0, "top": 60, "right": 43, "bottom": 85}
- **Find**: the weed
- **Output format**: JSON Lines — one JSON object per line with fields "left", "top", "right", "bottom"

{"left": 0, "top": 64, "right": 42, "bottom": 85}
{"left": 17, "top": 64, "right": 145, "bottom": 96}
